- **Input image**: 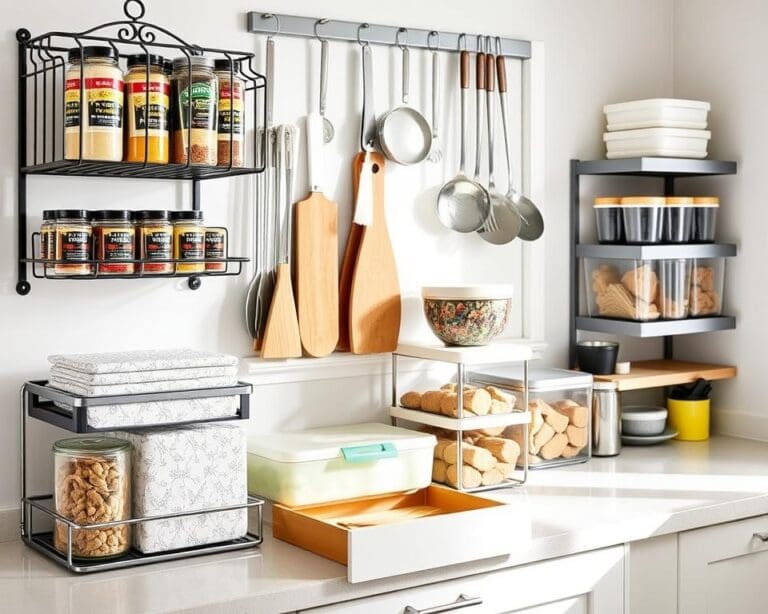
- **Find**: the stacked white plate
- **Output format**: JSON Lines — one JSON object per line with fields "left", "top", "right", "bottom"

{"left": 603, "top": 99, "right": 711, "bottom": 159}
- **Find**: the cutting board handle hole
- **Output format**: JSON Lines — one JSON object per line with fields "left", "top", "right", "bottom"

{"left": 371, "top": 164, "right": 380, "bottom": 174}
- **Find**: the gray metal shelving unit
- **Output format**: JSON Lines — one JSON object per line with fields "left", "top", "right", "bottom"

{"left": 569, "top": 157, "right": 738, "bottom": 367}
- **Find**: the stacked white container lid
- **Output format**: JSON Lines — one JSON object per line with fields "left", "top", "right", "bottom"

{"left": 602, "top": 99, "right": 711, "bottom": 159}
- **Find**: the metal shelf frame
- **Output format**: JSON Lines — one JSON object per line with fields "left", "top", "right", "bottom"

{"left": 569, "top": 157, "right": 738, "bottom": 367}
{"left": 20, "top": 379, "right": 260, "bottom": 573}
{"left": 16, "top": 0, "right": 268, "bottom": 295}
{"left": 390, "top": 351, "right": 530, "bottom": 492}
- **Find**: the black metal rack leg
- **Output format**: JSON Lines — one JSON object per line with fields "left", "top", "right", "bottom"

{"left": 17, "top": 31, "right": 30, "bottom": 296}
{"left": 569, "top": 160, "right": 580, "bottom": 368}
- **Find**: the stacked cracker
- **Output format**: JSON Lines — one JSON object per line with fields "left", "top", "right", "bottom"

{"left": 592, "top": 264, "right": 660, "bottom": 321}
{"left": 509, "top": 399, "right": 589, "bottom": 465}
{"left": 431, "top": 430, "right": 521, "bottom": 489}
{"left": 690, "top": 265, "right": 720, "bottom": 316}
{"left": 400, "top": 383, "right": 513, "bottom": 418}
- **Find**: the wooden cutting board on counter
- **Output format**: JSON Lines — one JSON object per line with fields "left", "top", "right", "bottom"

{"left": 349, "top": 152, "right": 401, "bottom": 354}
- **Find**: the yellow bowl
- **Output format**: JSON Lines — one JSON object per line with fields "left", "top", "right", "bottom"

{"left": 667, "top": 398, "right": 710, "bottom": 441}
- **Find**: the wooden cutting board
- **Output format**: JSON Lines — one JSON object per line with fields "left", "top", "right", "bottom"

{"left": 349, "top": 153, "right": 401, "bottom": 354}
{"left": 337, "top": 152, "right": 366, "bottom": 351}
{"left": 295, "top": 114, "right": 339, "bottom": 357}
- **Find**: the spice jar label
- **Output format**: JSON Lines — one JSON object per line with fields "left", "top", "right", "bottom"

{"left": 179, "top": 82, "right": 217, "bottom": 130}
{"left": 218, "top": 84, "right": 243, "bottom": 136}
{"left": 128, "top": 81, "right": 170, "bottom": 136}
{"left": 143, "top": 230, "right": 172, "bottom": 260}
{"left": 178, "top": 230, "right": 205, "bottom": 259}
{"left": 58, "top": 230, "right": 90, "bottom": 261}
{"left": 65, "top": 77, "right": 124, "bottom": 130}
{"left": 97, "top": 229, "right": 134, "bottom": 261}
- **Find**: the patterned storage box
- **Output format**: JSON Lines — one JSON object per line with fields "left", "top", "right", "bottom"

{"left": 116, "top": 424, "right": 248, "bottom": 553}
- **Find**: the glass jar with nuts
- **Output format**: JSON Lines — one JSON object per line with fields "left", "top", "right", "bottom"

{"left": 53, "top": 437, "right": 132, "bottom": 559}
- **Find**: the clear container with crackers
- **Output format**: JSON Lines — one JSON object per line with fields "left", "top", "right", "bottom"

{"left": 53, "top": 437, "right": 132, "bottom": 559}
{"left": 689, "top": 257, "right": 725, "bottom": 317}
{"left": 389, "top": 341, "right": 535, "bottom": 491}
{"left": 585, "top": 258, "right": 662, "bottom": 321}
{"left": 470, "top": 366, "right": 593, "bottom": 469}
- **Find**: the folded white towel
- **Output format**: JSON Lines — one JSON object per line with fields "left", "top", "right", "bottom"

{"left": 48, "top": 349, "right": 238, "bottom": 374}
{"left": 50, "top": 364, "right": 238, "bottom": 386}
{"left": 48, "top": 375, "right": 239, "bottom": 397}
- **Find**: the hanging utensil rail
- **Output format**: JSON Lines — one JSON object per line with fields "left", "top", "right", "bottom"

{"left": 246, "top": 12, "right": 531, "bottom": 59}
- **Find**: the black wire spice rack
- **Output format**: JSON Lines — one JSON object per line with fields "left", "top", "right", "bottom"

{"left": 16, "top": 0, "right": 267, "bottom": 294}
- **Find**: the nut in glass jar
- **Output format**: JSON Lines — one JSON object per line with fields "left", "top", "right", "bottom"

{"left": 53, "top": 437, "right": 131, "bottom": 559}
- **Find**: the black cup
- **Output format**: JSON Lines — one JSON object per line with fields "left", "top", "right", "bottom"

{"left": 576, "top": 341, "right": 619, "bottom": 375}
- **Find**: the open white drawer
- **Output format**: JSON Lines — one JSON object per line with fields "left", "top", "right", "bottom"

{"left": 272, "top": 485, "right": 530, "bottom": 583}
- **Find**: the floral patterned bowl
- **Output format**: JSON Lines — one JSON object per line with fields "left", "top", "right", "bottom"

{"left": 422, "top": 286, "right": 513, "bottom": 346}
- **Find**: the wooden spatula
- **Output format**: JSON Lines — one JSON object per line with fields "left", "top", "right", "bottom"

{"left": 349, "top": 153, "right": 401, "bottom": 354}
{"left": 337, "top": 152, "right": 366, "bottom": 351}
{"left": 261, "top": 125, "right": 302, "bottom": 359}
{"left": 295, "top": 114, "right": 339, "bottom": 357}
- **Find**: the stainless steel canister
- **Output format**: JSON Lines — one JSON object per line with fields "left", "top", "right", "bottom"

{"left": 592, "top": 381, "right": 621, "bottom": 457}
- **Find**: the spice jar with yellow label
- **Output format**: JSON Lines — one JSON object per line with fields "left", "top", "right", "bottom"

{"left": 171, "top": 57, "right": 218, "bottom": 166}
{"left": 92, "top": 210, "right": 135, "bottom": 275}
{"left": 171, "top": 210, "right": 205, "bottom": 273}
{"left": 53, "top": 210, "right": 93, "bottom": 276}
{"left": 214, "top": 59, "right": 244, "bottom": 168}
{"left": 134, "top": 210, "right": 173, "bottom": 274}
{"left": 64, "top": 46, "right": 124, "bottom": 162}
{"left": 124, "top": 54, "right": 170, "bottom": 164}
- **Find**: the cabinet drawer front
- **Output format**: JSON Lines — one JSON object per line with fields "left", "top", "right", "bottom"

{"left": 301, "top": 546, "right": 624, "bottom": 613}
{"left": 679, "top": 514, "right": 768, "bottom": 614}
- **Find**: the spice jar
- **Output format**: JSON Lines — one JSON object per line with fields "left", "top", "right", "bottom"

{"left": 124, "top": 54, "right": 170, "bottom": 164}
{"left": 53, "top": 210, "right": 93, "bottom": 276}
{"left": 205, "top": 227, "right": 228, "bottom": 272}
{"left": 40, "top": 210, "right": 55, "bottom": 262}
{"left": 53, "top": 437, "right": 131, "bottom": 559}
{"left": 65, "top": 46, "right": 124, "bottom": 162}
{"left": 134, "top": 210, "right": 173, "bottom": 274}
{"left": 171, "top": 57, "right": 218, "bottom": 166}
{"left": 92, "top": 210, "right": 135, "bottom": 275}
{"left": 214, "top": 59, "right": 244, "bottom": 168}
{"left": 171, "top": 210, "right": 205, "bottom": 273}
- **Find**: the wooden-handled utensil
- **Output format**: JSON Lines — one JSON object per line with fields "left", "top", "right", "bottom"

{"left": 349, "top": 151, "right": 401, "bottom": 354}
{"left": 295, "top": 113, "right": 339, "bottom": 357}
{"left": 261, "top": 125, "right": 302, "bottom": 359}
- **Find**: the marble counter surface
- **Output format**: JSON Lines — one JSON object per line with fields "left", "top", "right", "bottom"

{"left": 4, "top": 436, "right": 768, "bottom": 614}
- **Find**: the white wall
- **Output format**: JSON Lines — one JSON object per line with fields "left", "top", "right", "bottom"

{"left": 672, "top": 0, "right": 766, "bottom": 440}
{"left": 0, "top": 0, "right": 674, "bottom": 511}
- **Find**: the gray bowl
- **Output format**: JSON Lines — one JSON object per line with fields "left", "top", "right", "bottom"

{"left": 621, "top": 406, "right": 668, "bottom": 436}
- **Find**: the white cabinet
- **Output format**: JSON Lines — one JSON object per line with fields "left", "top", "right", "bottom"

{"left": 301, "top": 546, "right": 624, "bottom": 614}
{"left": 679, "top": 514, "right": 768, "bottom": 614}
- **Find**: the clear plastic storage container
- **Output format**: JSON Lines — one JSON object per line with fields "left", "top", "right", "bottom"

{"left": 470, "top": 367, "right": 593, "bottom": 469}
{"left": 690, "top": 257, "right": 725, "bottom": 317}
{"left": 53, "top": 437, "right": 131, "bottom": 559}
{"left": 584, "top": 258, "right": 661, "bottom": 321}
{"left": 247, "top": 423, "right": 436, "bottom": 507}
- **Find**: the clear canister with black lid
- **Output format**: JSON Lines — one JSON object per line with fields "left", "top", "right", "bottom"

{"left": 53, "top": 437, "right": 132, "bottom": 559}
{"left": 53, "top": 210, "right": 93, "bottom": 276}
{"left": 92, "top": 210, "right": 135, "bottom": 275}
{"left": 134, "top": 210, "right": 173, "bottom": 274}
{"left": 171, "top": 210, "right": 205, "bottom": 273}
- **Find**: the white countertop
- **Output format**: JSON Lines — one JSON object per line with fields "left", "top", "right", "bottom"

{"left": 4, "top": 436, "right": 768, "bottom": 614}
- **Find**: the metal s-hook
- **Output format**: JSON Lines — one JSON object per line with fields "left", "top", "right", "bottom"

{"left": 314, "top": 18, "right": 329, "bottom": 41}
{"left": 457, "top": 33, "right": 466, "bottom": 51}
{"left": 495, "top": 35, "right": 503, "bottom": 57}
{"left": 477, "top": 34, "right": 484, "bottom": 54}
{"left": 261, "top": 13, "right": 280, "bottom": 39}
{"left": 427, "top": 30, "right": 440, "bottom": 51}
{"left": 396, "top": 27, "right": 408, "bottom": 50}
{"left": 356, "top": 22, "right": 370, "bottom": 47}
